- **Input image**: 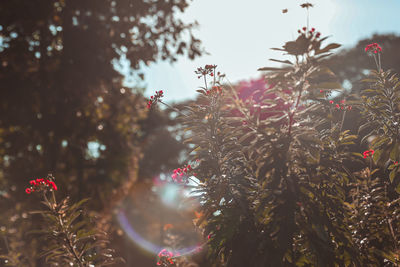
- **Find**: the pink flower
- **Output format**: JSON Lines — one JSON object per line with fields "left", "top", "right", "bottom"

{"left": 365, "top": 43, "right": 382, "bottom": 54}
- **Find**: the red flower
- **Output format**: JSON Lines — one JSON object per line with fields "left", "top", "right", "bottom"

{"left": 363, "top": 149, "right": 375, "bottom": 159}
{"left": 147, "top": 90, "right": 164, "bottom": 109}
{"left": 25, "top": 176, "right": 58, "bottom": 194}
{"left": 365, "top": 43, "right": 382, "bottom": 54}
{"left": 329, "top": 100, "right": 334, "bottom": 104}
{"left": 316, "top": 32, "right": 321, "bottom": 38}
{"left": 48, "top": 181, "right": 58, "bottom": 191}
{"left": 171, "top": 164, "right": 193, "bottom": 183}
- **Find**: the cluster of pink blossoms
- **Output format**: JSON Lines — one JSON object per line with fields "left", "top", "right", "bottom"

{"left": 25, "top": 178, "right": 58, "bottom": 194}
{"left": 171, "top": 164, "right": 193, "bottom": 183}
{"left": 147, "top": 90, "right": 164, "bottom": 109}
{"left": 298, "top": 27, "right": 321, "bottom": 38}
{"left": 157, "top": 249, "right": 174, "bottom": 266}
{"left": 365, "top": 43, "right": 382, "bottom": 54}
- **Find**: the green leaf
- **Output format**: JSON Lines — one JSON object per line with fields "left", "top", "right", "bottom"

{"left": 68, "top": 198, "right": 90, "bottom": 214}
{"left": 257, "top": 67, "right": 286, "bottom": 72}
{"left": 312, "top": 82, "right": 343, "bottom": 90}
{"left": 373, "top": 149, "right": 382, "bottom": 163}
{"left": 270, "top": 47, "right": 285, "bottom": 51}
{"left": 390, "top": 144, "right": 399, "bottom": 161}
{"left": 389, "top": 169, "right": 396, "bottom": 183}
{"left": 268, "top": 59, "right": 293, "bottom": 65}
{"left": 315, "top": 43, "right": 341, "bottom": 55}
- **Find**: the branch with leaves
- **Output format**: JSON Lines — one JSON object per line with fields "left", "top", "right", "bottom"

{"left": 26, "top": 175, "right": 123, "bottom": 267}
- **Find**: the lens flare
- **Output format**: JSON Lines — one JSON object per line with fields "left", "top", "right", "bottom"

{"left": 115, "top": 177, "right": 204, "bottom": 257}
{"left": 117, "top": 209, "right": 203, "bottom": 256}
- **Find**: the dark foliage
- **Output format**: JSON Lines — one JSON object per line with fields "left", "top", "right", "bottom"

{"left": 0, "top": 0, "right": 201, "bottom": 266}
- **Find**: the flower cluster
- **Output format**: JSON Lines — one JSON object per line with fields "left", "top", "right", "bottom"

{"left": 157, "top": 249, "right": 174, "bottom": 266}
{"left": 171, "top": 164, "right": 192, "bottom": 183}
{"left": 298, "top": 27, "right": 321, "bottom": 38}
{"left": 365, "top": 43, "right": 382, "bottom": 54}
{"left": 147, "top": 90, "right": 164, "bottom": 109}
{"left": 25, "top": 177, "right": 58, "bottom": 194}
{"left": 206, "top": 85, "right": 223, "bottom": 96}
{"left": 363, "top": 149, "right": 375, "bottom": 159}
{"left": 195, "top": 64, "right": 217, "bottom": 78}
{"left": 328, "top": 99, "right": 352, "bottom": 110}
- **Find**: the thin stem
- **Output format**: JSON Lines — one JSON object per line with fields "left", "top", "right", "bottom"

{"left": 159, "top": 100, "right": 189, "bottom": 118}
{"left": 288, "top": 86, "right": 303, "bottom": 136}
{"left": 3, "top": 236, "right": 9, "bottom": 252}
{"left": 339, "top": 109, "right": 347, "bottom": 133}
{"left": 378, "top": 53, "right": 382, "bottom": 72}
{"left": 213, "top": 67, "right": 216, "bottom": 86}
{"left": 373, "top": 54, "right": 379, "bottom": 72}
{"left": 203, "top": 74, "right": 208, "bottom": 90}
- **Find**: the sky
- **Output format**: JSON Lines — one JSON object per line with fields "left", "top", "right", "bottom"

{"left": 136, "top": 0, "right": 400, "bottom": 103}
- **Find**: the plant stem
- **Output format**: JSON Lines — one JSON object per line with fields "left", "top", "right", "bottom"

{"left": 47, "top": 192, "right": 84, "bottom": 267}
{"left": 159, "top": 100, "right": 189, "bottom": 118}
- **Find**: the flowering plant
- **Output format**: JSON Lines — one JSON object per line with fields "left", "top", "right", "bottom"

{"left": 7, "top": 174, "right": 124, "bottom": 266}
{"left": 148, "top": 29, "right": 400, "bottom": 267}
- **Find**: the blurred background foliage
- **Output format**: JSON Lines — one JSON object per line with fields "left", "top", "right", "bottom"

{"left": 0, "top": 0, "right": 400, "bottom": 266}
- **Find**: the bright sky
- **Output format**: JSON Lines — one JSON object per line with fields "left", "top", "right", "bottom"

{"left": 138, "top": 0, "right": 400, "bottom": 102}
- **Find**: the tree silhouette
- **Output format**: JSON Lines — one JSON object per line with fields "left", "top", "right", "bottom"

{"left": 0, "top": 1, "right": 201, "bottom": 266}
